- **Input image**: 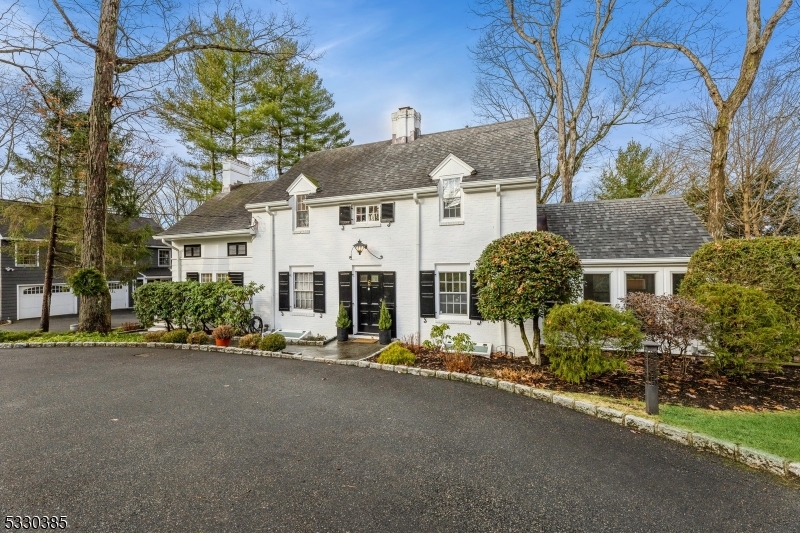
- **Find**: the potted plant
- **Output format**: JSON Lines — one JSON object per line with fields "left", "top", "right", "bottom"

{"left": 335, "top": 303, "right": 352, "bottom": 342}
{"left": 378, "top": 301, "right": 392, "bottom": 345}
{"left": 212, "top": 325, "right": 235, "bottom": 347}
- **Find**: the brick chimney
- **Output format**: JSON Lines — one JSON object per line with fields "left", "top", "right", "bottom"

{"left": 391, "top": 107, "right": 421, "bottom": 144}
{"left": 221, "top": 159, "right": 251, "bottom": 192}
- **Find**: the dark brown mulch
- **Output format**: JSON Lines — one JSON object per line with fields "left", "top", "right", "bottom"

{"left": 388, "top": 346, "right": 800, "bottom": 412}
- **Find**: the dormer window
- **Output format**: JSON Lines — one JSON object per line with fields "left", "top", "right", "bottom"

{"left": 441, "top": 177, "right": 462, "bottom": 219}
{"left": 296, "top": 194, "right": 309, "bottom": 228}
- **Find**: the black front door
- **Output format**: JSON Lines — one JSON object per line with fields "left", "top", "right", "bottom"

{"left": 357, "top": 272, "right": 383, "bottom": 334}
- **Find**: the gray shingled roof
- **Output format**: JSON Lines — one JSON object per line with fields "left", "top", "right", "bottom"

{"left": 159, "top": 118, "right": 536, "bottom": 236}
{"left": 159, "top": 182, "right": 271, "bottom": 236}
{"left": 250, "top": 118, "right": 536, "bottom": 204}
{"left": 538, "top": 196, "right": 711, "bottom": 260}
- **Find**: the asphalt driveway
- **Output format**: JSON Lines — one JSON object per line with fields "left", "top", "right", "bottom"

{"left": 1, "top": 348, "right": 798, "bottom": 532}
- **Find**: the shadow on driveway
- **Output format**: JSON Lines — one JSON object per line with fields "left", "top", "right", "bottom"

{"left": 0, "top": 309, "right": 139, "bottom": 332}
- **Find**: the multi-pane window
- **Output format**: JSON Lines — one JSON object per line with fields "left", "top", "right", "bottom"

{"left": 184, "top": 244, "right": 201, "bottom": 257}
{"left": 26, "top": 285, "right": 70, "bottom": 295}
{"left": 200, "top": 273, "right": 213, "bottom": 283}
{"left": 626, "top": 273, "right": 656, "bottom": 294}
{"left": 441, "top": 178, "right": 462, "bottom": 219}
{"left": 15, "top": 244, "right": 38, "bottom": 267}
{"left": 583, "top": 274, "right": 611, "bottom": 304}
{"left": 296, "top": 194, "right": 309, "bottom": 228}
{"left": 227, "top": 242, "right": 247, "bottom": 256}
{"left": 355, "top": 205, "right": 380, "bottom": 223}
{"left": 158, "top": 249, "right": 170, "bottom": 267}
{"left": 294, "top": 272, "right": 313, "bottom": 309}
{"left": 439, "top": 272, "right": 468, "bottom": 315}
{"left": 216, "top": 273, "right": 228, "bottom": 282}
{"left": 108, "top": 282, "right": 124, "bottom": 290}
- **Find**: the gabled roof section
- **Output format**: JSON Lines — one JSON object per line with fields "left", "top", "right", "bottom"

{"left": 250, "top": 118, "right": 537, "bottom": 204}
{"left": 159, "top": 181, "right": 274, "bottom": 237}
{"left": 286, "top": 173, "right": 320, "bottom": 195}
{"left": 539, "top": 196, "right": 711, "bottom": 260}
{"left": 428, "top": 153, "right": 475, "bottom": 180}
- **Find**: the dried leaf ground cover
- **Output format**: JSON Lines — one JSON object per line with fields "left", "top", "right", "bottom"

{"left": 385, "top": 346, "right": 800, "bottom": 412}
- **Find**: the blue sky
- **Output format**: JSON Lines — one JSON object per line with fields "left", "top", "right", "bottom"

{"left": 261, "top": 0, "right": 483, "bottom": 143}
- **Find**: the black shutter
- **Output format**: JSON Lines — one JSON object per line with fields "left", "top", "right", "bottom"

{"left": 380, "top": 202, "right": 394, "bottom": 223}
{"left": 338, "top": 271, "right": 353, "bottom": 333}
{"left": 339, "top": 205, "right": 351, "bottom": 225}
{"left": 228, "top": 272, "right": 244, "bottom": 286}
{"left": 186, "top": 272, "right": 199, "bottom": 282}
{"left": 313, "top": 271, "right": 326, "bottom": 313}
{"left": 382, "top": 271, "right": 397, "bottom": 336}
{"left": 420, "top": 270, "right": 436, "bottom": 318}
{"left": 278, "top": 272, "right": 291, "bottom": 311}
{"left": 469, "top": 270, "right": 483, "bottom": 320}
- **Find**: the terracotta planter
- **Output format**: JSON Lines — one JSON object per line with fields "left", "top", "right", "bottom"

{"left": 337, "top": 328, "right": 349, "bottom": 342}
{"left": 215, "top": 338, "right": 231, "bottom": 347}
{"left": 379, "top": 330, "right": 392, "bottom": 345}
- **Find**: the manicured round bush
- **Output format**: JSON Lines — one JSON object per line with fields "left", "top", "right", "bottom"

{"left": 187, "top": 331, "right": 210, "bottom": 345}
{"left": 212, "top": 324, "right": 235, "bottom": 340}
{"left": 161, "top": 329, "right": 189, "bottom": 344}
{"left": 681, "top": 237, "right": 800, "bottom": 316}
{"left": 376, "top": 344, "right": 416, "bottom": 365}
{"left": 143, "top": 330, "right": 166, "bottom": 342}
{"left": 692, "top": 283, "right": 799, "bottom": 376}
{"left": 259, "top": 333, "right": 287, "bottom": 352}
{"left": 238, "top": 333, "right": 262, "bottom": 350}
{"left": 544, "top": 301, "right": 642, "bottom": 384}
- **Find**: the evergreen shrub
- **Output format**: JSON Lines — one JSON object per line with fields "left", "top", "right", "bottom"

{"left": 544, "top": 301, "right": 642, "bottom": 384}
{"left": 376, "top": 344, "right": 416, "bottom": 365}
{"left": 238, "top": 333, "right": 262, "bottom": 350}
{"left": 187, "top": 331, "right": 210, "bottom": 345}
{"left": 259, "top": 333, "right": 287, "bottom": 352}
{"left": 161, "top": 329, "right": 189, "bottom": 344}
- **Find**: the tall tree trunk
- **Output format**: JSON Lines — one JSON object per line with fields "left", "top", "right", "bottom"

{"left": 39, "top": 203, "right": 59, "bottom": 332}
{"left": 79, "top": 0, "right": 119, "bottom": 333}
{"left": 708, "top": 115, "right": 731, "bottom": 241}
{"left": 518, "top": 317, "right": 542, "bottom": 365}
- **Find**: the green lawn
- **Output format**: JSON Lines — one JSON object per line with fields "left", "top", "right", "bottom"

{"left": 659, "top": 405, "right": 800, "bottom": 461}
{"left": 0, "top": 330, "right": 143, "bottom": 344}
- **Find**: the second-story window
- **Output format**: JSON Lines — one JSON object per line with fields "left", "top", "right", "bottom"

{"left": 184, "top": 244, "right": 201, "bottom": 257}
{"left": 227, "top": 242, "right": 247, "bottom": 256}
{"left": 14, "top": 243, "right": 39, "bottom": 267}
{"left": 158, "top": 249, "right": 170, "bottom": 267}
{"left": 355, "top": 205, "right": 380, "bottom": 223}
{"left": 441, "top": 178, "right": 462, "bottom": 219}
{"left": 296, "top": 194, "right": 309, "bottom": 228}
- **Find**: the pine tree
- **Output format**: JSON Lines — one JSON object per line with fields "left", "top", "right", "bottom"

{"left": 593, "top": 141, "right": 662, "bottom": 200}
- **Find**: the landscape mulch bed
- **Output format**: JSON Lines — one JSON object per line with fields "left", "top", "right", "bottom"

{"left": 380, "top": 347, "right": 800, "bottom": 412}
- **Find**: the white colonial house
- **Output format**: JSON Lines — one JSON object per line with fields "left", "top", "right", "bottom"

{"left": 157, "top": 108, "right": 710, "bottom": 355}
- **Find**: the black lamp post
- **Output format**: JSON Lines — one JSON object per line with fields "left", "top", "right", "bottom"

{"left": 643, "top": 341, "right": 660, "bottom": 415}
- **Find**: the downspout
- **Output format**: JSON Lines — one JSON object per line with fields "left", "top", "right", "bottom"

{"left": 414, "top": 192, "right": 422, "bottom": 336}
{"left": 161, "top": 238, "right": 181, "bottom": 281}
{"left": 496, "top": 184, "right": 506, "bottom": 349}
{"left": 267, "top": 207, "right": 277, "bottom": 332}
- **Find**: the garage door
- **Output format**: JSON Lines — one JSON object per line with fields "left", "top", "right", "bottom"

{"left": 18, "top": 284, "right": 77, "bottom": 320}
{"left": 109, "top": 282, "right": 129, "bottom": 310}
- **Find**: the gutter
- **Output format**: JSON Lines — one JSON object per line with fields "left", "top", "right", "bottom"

{"left": 154, "top": 229, "right": 251, "bottom": 240}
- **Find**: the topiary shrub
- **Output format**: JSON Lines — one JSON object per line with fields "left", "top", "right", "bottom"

{"left": 212, "top": 324, "right": 235, "bottom": 340}
{"left": 259, "top": 332, "right": 286, "bottom": 352}
{"left": 335, "top": 302, "right": 352, "bottom": 329}
{"left": 681, "top": 237, "right": 800, "bottom": 316}
{"left": 68, "top": 268, "right": 109, "bottom": 297}
{"left": 692, "top": 283, "right": 799, "bottom": 376}
{"left": 474, "top": 231, "right": 583, "bottom": 364}
{"left": 544, "top": 301, "right": 643, "bottom": 384}
{"left": 161, "top": 329, "right": 189, "bottom": 344}
{"left": 143, "top": 330, "right": 166, "bottom": 342}
{"left": 376, "top": 344, "right": 416, "bottom": 365}
{"left": 378, "top": 301, "right": 392, "bottom": 331}
{"left": 238, "top": 333, "right": 262, "bottom": 350}
{"left": 187, "top": 331, "right": 210, "bottom": 345}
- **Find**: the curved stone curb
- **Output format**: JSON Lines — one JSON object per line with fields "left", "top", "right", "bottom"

{"left": 3, "top": 341, "right": 798, "bottom": 480}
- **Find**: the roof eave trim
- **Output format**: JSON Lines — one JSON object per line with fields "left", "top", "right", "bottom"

{"left": 461, "top": 176, "right": 538, "bottom": 192}
{"left": 300, "top": 186, "right": 440, "bottom": 207}
{"left": 155, "top": 229, "right": 252, "bottom": 240}
{"left": 579, "top": 257, "right": 692, "bottom": 266}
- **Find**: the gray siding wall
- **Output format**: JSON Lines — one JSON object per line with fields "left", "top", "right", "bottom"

{"left": 0, "top": 239, "right": 62, "bottom": 321}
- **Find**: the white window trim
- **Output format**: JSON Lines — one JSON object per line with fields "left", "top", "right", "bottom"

{"left": 435, "top": 265, "right": 470, "bottom": 319}
{"left": 290, "top": 267, "right": 314, "bottom": 312}
{"left": 353, "top": 204, "right": 381, "bottom": 227}
{"left": 14, "top": 243, "right": 39, "bottom": 267}
{"left": 439, "top": 176, "right": 464, "bottom": 224}
{"left": 200, "top": 273, "right": 213, "bottom": 283}
{"left": 158, "top": 249, "right": 171, "bottom": 267}
{"left": 620, "top": 269, "right": 662, "bottom": 297}
{"left": 293, "top": 194, "right": 310, "bottom": 232}
{"left": 581, "top": 269, "right": 615, "bottom": 305}
{"left": 667, "top": 268, "right": 688, "bottom": 295}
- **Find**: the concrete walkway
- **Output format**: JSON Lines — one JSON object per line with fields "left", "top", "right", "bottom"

{"left": 0, "top": 309, "right": 139, "bottom": 332}
{"left": 282, "top": 338, "right": 382, "bottom": 360}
